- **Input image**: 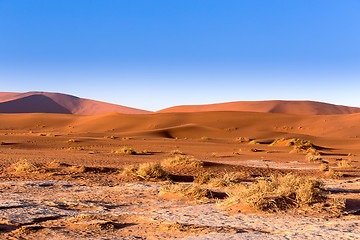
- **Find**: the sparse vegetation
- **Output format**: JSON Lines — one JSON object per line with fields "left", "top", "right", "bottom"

{"left": 325, "top": 169, "right": 344, "bottom": 179}
{"left": 320, "top": 163, "right": 329, "bottom": 172}
{"left": 306, "top": 153, "right": 323, "bottom": 162}
{"left": 159, "top": 184, "right": 212, "bottom": 200}
{"left": 201, "top": 136, "right": 209, "bottom": 140}
{"left": 194, "top": 172, "right": 240, "bottom": 187}
{"left": 67, "top": 146, "right": 85, "bottom": 151}
{"left": 162, "top": 155, "right": 204, "bottom": 168}
{"left": 169, "top": 150, "right": 185, "bottom": 155}
{"left": 235, "top": 137, "right": 250, "bottom": 143}
{"left": 68, "top": 139, "right": 78, "bottom": 143}
{"left": 337, "top": 159, "right": 352, "bottom": 168}
{"left": 123, "top": 163, "right": 169, "bottom": 181}
{"left": 221, "top": 174, "right": 342, "bottom": 212}
{"left": 248, "top": 140, "right": 259, "bottom": 145}
{"left": 112, "top": 146, "right": 137, "bottom": 155}
{"left": 12, "top": 159, "right": 38, "bottom": 173}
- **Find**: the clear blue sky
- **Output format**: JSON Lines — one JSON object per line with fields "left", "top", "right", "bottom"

{"left": 0, "top": 0, "right": 359, "bottom": 111}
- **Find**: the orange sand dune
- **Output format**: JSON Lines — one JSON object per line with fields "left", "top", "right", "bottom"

{"left": 157, "top": 100, "right": 360, "bottom": 115}
{"left": 0, "top": 91, "right": 151, "bottom": 115}
{"left": 1, "top": 111, "right": 360, "bottom": 142}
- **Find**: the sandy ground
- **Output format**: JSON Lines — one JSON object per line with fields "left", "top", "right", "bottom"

{"left": 0, "top": 112, "right": 360, "bottom": 239}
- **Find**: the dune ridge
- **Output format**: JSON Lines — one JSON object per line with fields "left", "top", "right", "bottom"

{"left": 158, "top": 100, "right": 360, "bottom": 115}
{"left": 0, "top": 91, "right": 151, "bottom": 115}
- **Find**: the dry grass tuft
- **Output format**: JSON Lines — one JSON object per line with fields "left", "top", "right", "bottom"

{"left": 162, "top": 155, "right": 204, "bottom": 168}
{"left": 337, "top": 159, "right": 352, "bottom": 168}
{"left": 159, "top": 184, "right": 212, "bottom": 200}
{"left": 169, "top": 150, "right": 185, "bottom": 155}
{"left": 325, "top": 169, "right": 344, "bottom": 179}
{"left": 112, "top": 146, "right": 137, "bottom": 155}
{"left": 235, "top": 137, "right": 250, "bottom": 143}
{"left": 123, "top": 163, "right": 169, "bottom": 181}
{"left": 194, "top": 172, "right": 240, "bottom": 187}
{"left": 306, "top": 153, "right": 323, "bottom": 162}
{"left": 248, "top": 140, "right": 259, "bottom": 145}
{"left": 221, "top": 174, "right": 340, "bottom": 212}
{"left": 12, "top": 159, "right": 38, "bottom": 173}
{"left": 319, "top": 163, "right": 330, "bottom": 172}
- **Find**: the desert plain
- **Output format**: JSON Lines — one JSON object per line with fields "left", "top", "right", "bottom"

{"left": 0, "top": 92, "right": 360, "bottom": 239}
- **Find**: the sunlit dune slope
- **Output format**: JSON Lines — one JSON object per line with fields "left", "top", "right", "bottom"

{"left": 157, "top": 100, "right": 360, "bottom": 115}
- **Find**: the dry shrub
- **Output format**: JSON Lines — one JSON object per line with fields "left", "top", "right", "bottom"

{"left": 68, "top": 139, "right": 78, "bottom": 143}
{"left": 248, "top": 140, "right": 259, "bottom": 145}
{"left": 235, "top": 137, "right": 250, "bottom": 143}
{"left": 194, "top": 172, "right": 240, "bottom": 187}
{"left": 222, "top": 174, "right": 333, "bottom": 212}
{"left": 271, "top": 138, "right": 313, "bottom": 149}
{"left": 68, "top": 146, "right": 85, "bottom": 151}
{"left": 306, "top": 153, "right": 323, "bottom": 162}
{"left": 12, "top": 159, "right": 38, "bottom": 173}
{"left": 194, "top": 172, "right": 212, "bottom": 185}
{"left": 123, "top": 163, "right": 169, "bottom": 181}
{"left": 112, "top": 146, "right": 136, "bottom": 155}
{"left": 319, "top": 163, "right": 329, "bottom": 172}
{"left": 169, "top": 150, "right": 185, "bottom": 155}
{"left": 201, "top": 136, "right": 209, "bottom": 140}
{"left": 325, "top": 169, "right": 344, "bottom": 179}
{"left": 337, "top": 159, "right": 352, "bottom": 168}
{"left": 162, "top": 155, "right": 203, "bottom": 168}
{"left": 159, "top": 184, "right": 212, "bottom": 200}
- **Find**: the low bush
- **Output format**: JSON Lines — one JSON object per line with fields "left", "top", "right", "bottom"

{"left": 162, "top": 155, "right": 204, "bottom": 168}
{"left": 123, "top": 163, "right": 169, "bottom": 181}
{"left": 222, "top": 174, "right": 335, "bottom": 212}
{"left": 159, "top": 184, "right": 212, "bottom": 200}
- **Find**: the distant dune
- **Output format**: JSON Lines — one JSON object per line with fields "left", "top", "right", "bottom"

{"left": 2, "top": 92, "right": 360, "bottom": 116}
{"left": 1, "top": 111, "right": 360, "bottom": 141}
{"left": 157, "top": 100, "right": 360, "bottom": 115}
{"left": 0, "top": 92, "right": 151, "bottom": 115}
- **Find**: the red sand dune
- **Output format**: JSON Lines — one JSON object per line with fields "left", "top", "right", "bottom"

{"left": 1, "top": 111, "right": 360, "bottom": 142}
{"left": 157, "top": 100, "right": 360, "bottom": 115}
{"left": 0, "top": 92, "right": 151, "bottom": 115}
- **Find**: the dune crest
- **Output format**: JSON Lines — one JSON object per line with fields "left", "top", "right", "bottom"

{"left": 157, "top": 100, "right": 360, "bottom": 115}
{"left": 0, "top": 91, "right": 151, "bottom": 115}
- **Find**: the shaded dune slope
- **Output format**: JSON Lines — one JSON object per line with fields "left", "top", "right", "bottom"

{"left": 0, "top": 92, "right": 151, "bottom": 115}
{"left": 158, "top": 100, "right": 360, "bottom": 115}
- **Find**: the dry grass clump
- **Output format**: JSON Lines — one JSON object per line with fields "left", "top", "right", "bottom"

{"left": 319, "top": 163, "right": 330, "bottom": 172}
{"left": 162, "top": 155, "right": 204, "bottom": 168}
{"left": 0, "top": 141, "right": 5, "bottom": 145}
{"left": 222, "top": 174, "right": 337, "bottom": 212}
{"left": 12, "top": 159, "right": 38, "bottom": 173}
{"left": 306, "top": 153, "right": 323, "bottom": 162}
{"left": 112, "top": 146, "right": 137, "bottom": 155}
{"left": 248, "top": 140, "right": 259, "bottom": 145}
{"left": 337, "top": 159, "right": 352, "bottom": 168}
{"left": 159, "top": 184, "right": 212, "bottom": 200}
{"left": 68, "top": 139, "right": 78, "bottom": 143}
{"left": 169, "top": 150, "right": 185, "bottom": 155}
{"left": 201, "top": 136, "right": 209, "bottom": 140}
{"left": 123, "top": 163, "right": 169, "bottom": 181}
{"left": 67, "top": 146, "right": 85, "bottom": 151}
{"left": 194, "top": 172, "right": 240, "bottom": 187}
{"left": 325, "top": 169, "right": 344, "bottom": 179}
{"left": 235, "top": 137, "right": 250, "bottom": 143}
{"left": 271, "top": 138, "right": 313, "bottom": 148}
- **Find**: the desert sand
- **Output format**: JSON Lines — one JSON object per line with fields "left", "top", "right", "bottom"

{"left": 0, "top": 94, "right": 360, "bottom": 239}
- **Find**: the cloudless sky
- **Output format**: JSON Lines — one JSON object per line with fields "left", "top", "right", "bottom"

{"left": 0, "top": 0, "right": 359, "bottom": 110}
